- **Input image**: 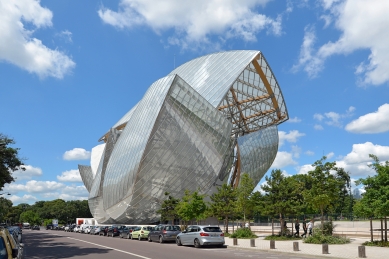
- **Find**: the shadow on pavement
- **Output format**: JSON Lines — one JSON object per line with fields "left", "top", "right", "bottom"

{"left": 23, "top": 232, "right": 110, "bottom": 258}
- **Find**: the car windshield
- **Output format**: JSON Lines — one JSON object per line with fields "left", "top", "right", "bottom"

{"left": 202, "top": 227, "right": 222, "bottom": 232}
{"left": 144, "top": 227, "right": 153, "bottom": 231}
{"left": 165, "top": 226, "right": 180, "bottom": 231}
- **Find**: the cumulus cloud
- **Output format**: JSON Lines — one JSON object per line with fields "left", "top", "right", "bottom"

{"left": 295, "top": 0, "right": 389, "bottom": 86}
{"left": 278, "top": 130, "right": 305, "bottom": 146}
{"left": 345, "top": 103, "right": 389, "bottom": 133}
{"left": 9, "top": 194, "right": 38, "bottom": 204}
{"left": 314, "top": 124, "right": 324, "bottom": 130}
{"left": 270, "top": 151, "right": 298, "bottom": 168}
{"left": 335, "top": 142, "right": 389, "bottom": 178}
{"left": 63, "top": 148, "right": 91, "bottom": 160}
{"left": 0, "top": 0, "right": 75, "bottom": 78}
{"left": 5, "top": 180, "right": 64, "bottom": 194}
{"left": 12, "top": 165, "right": 42, "bottom": 181}
{"left": 98, "top": 0, "right": 282, "bottom": 48}
{"left": 297, "top": 164, "right": 315, "bottom": 174}
{"left": 57, "top": 169, "right": 82, "bottom": 182}
{"left": 305, "top": 150, "right": 315, "bottom": 156}
{"left": 314, "top": 106, "right": 355, "bottom": 127}
{"left": 288, "top": 117, "right": 302, "bottom": 123}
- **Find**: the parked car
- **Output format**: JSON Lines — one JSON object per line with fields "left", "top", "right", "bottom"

{"left": 148, "top": 225, "right": 181, "bottom": 243}
{"left": 6, "top": 226, "right": 22, "bottom": 243}
{"left": 0, "top": 226, "right": 24, "bottom": 259}
{"left": 176, "top": 225, "right": 224, "bottom": 248}
{"left": 83, "top": 226, "right": 92, "bottom": 234}
{"left": 89, "top": 226, "right": 98, "bottom": 235}
{"left": 131, "top": 226, "right": 154, "bottom": 241}
{"left": 119, "top": 226, "right": 137, "bottom": 239}
{"left": 106, "top": 225, "right": 125, "bottom": 237}
{"left": 99, "top": 226, "right": 110, "bottom": 236}
{"left": 32, "top": 225, "right": 40, "bottom": 230}
{"left": 46, "top": 224, "right": 54, "bottom": 230}
{"left": 73, "top": 225, "right": 81, "bottom": 233}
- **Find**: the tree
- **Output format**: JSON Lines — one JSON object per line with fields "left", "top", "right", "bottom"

{"left": 20, "top": 210, "right": 41, "bottom": 226}
{"left": 209, "top": 183, "right": 237, "bottom": 233}
{"left": 355, "top": 154, "right": 389, "bottom": 241}
{"left": 303, "top": 157, "right": 344, "bottom": 228}
{"left": 0, "top": 134, "right": 25, "bottom": 190}
{"left": 261, "top": 169, "right": 304, "bottom": 235}
{"left": 0, "top": 197, "right": 12, "bottom": 223}
{"left": 236, "top": 173, "right": 255, "bottom": 224}
{"left": 157, "top": 192, "right": 179, "bottom": 224}
{"left": 176, "top": 190, "right": 208, "bottom": 227}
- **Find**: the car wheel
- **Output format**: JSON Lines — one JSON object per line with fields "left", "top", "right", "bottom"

{"left": 138, "top": 235, "right": 142, "bottom": 241}
{"left": 176, "top": 237, "right": 182, "bottom": 246}
{"left": 194, "top": 238, "right": 201, "bottom": 248}
{"left": 148, "top": 236, "right": 152, "bottom": 242}
{"left": 159, "top": 236, "right": 164, "bottom": 244}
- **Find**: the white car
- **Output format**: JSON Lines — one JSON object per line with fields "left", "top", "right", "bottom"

{"left": 73, "top": 226, "right": 81, "bottom": 233}
{"left": 84, "top": 226, "right": 92, "bottom": 234}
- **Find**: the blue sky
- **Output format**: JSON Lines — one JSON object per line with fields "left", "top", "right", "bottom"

{"left": 1, "top": 0, "right": 389, "bottom": 205}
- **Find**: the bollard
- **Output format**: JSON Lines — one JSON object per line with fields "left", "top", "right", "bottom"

{"left": 233, "top": 238, "right": 238, "bottom": 246}
{"left": 293, "top": 241, "right": 299, "bottom": 251}
{"left": 270, "top": 240, "right": 275, "bottom": 249}
{"left": 250, "top": 238, "right": 255, "bottom": 247}
{"left": 358, "top": 246, "right": 366, "bottom": 258}
{"left": 322, "top": 243, "right": 329, "bottom": 254}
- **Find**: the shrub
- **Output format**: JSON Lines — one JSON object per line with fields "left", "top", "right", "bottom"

{"left": 362, "top": 240, "right": 389, "bottom": 247}
{"left": 229, "top": 228, "right": 257, "bottom": 239}
{"left": 265, "top": 235, "right": 301, "bottom": 241}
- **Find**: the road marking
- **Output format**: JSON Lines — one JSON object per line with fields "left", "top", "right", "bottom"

{"left": 67, "top": 237, "right": 152, "bottom": 259}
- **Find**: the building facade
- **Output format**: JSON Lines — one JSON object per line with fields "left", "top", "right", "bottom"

{"left": 79, "top": 50, "right": 288, "bottom": 224}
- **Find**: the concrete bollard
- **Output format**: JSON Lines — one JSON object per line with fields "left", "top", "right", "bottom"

{"left": 358, "top": 246, "right": 366, "bottom": 258}
{"left": 233, "top": 238, "right": 238, "bottom": 246}
{"left": 293, "top": 241, "right": 299, "bottom": 251}
{"left": 270, "top": 240, "right": 275, "bottom": 249}
{"left": 322, "top": 243, "right": 329, "bottom": 254}
{"left": 250, "top": 239, "right": 255, "bottom": 247}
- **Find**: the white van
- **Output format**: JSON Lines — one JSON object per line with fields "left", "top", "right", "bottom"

{"left": 22, "top": 223, "right": 30, "bottom": 229}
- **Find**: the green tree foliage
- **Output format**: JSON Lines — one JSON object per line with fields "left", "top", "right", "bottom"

{"left": 20, "top": 210, "right": 41, "bottom": 226}
{"left": 261, "top": 169, "right": 304, "bottom": 235}
{"left": 209, "top": 183, "right": 237, "bottom": 233}
{"left": 176, "top": 190, "right": 207, "bottom": 226}
{"left": 0, "top": 134, "right": 25, "bottom": 190}
{"left": 0, "top": 197, "right": 12, "bottom": 222}
{"left": 303, "top": 157, "right": 345, "bottom": 227}
{"left": 236, "top": 173, "right": 255, "bottom": 223}
{"left": 355, "top": 154, "right": 389, "bottom": 217}
{"left": 157, "top": 192, "right": 179, "bottom": 224}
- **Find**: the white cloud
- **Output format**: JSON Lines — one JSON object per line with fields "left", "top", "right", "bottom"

{"left": 56, "top": 30, "right": 73, "bottom": 43}
{"left": 0, "top": 0, "right": 75, "bottom": 78}
{"left": 297, "top": 164, "right": 315, "bottom": 174}
{"left": 270, "top": 151, "right": 298, "bottom": 168}
{"left": 57, "top": 169, "right": 82, "bottom": 182}
{"left": 291, "top": 145, "right": 301, "bottom": 158}
{"left": 63, "top": 148, "right": 91, "bottom": 160}
{"left": 305, "top": 150, "right": 315, "bottom": 156}
{"left": 314, "top": 124, "right": 324, "bottom": 130}
{"left": 326, "top": 152, "right": 334, "bottom": 159}
{"left": 5, "top": 180, "right": 64, "bottom": 194}
{"left": 12, "top": 165, "right": 42, "bottom": 181}
{"left": 297, "top": 0, "right": 389, "bottom": 85}
{"left": 98, "top": 0, "right": 282, "bottom": 48}
{"left": 278, "top": 130, "right": 305, "bottom": 146}
{"left": 314, "top": 106, "right": 355, "bottom": 127}
{"left": 9, "top": 194, "right": 37, "bottom": 204}
{"left": 345, "top": 103, "right": 389, "bottom": 133}
{"left": 288, "top": 117, "right": 302, "bottom": 123}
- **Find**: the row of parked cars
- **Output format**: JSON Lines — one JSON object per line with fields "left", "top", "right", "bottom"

{"left": 51, "top": 224, "right": 225, "bottom": 248}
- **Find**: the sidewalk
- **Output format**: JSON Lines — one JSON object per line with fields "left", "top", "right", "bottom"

{"left": 224, "top": 236, "right": 387, "bottom": 259}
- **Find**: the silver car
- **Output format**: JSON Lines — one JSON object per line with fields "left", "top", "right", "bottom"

{"left": 176, "top": 225, "right": 224, "bottom": 248}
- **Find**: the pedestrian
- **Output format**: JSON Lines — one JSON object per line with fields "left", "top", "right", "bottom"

{"left": 245, "top": 222, "right": 249, "bottom": 228}
{"left": 301, "top": 220, "right": 307, "bottom": 238}
{"left": 307, "top": 219, "right": 314, "bottom": 236}
{"left": 294, "top": 219, "right": 300, "bottom": 237}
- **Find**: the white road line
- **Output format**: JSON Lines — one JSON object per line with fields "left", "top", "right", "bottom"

{"left": 67, "top": 237, "right": 152, "bottom": 259}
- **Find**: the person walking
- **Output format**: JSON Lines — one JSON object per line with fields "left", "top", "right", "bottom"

{"left": 294, "top": 219, "right": 300, "bottom": 237}
{"left": 307, "top": 219, "right": 314, "bottom": 236}
{"left": 301, "top": 220, "right": 307, "bottom": 238}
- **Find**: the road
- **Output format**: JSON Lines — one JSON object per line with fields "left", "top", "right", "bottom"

{"left": 22, "top": 230, "right": 320, "bottom": 259}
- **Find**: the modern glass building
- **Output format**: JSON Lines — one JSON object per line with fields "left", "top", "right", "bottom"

{"left": 79, "top": 50, "right": 288, "bottom": 224}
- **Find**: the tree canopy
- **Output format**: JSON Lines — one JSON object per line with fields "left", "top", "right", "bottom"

{"left": 0, "top": 134, "right": 25, "bottom": 190}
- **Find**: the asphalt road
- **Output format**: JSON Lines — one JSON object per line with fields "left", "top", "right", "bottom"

{"left": 22, "top": 230, "right": 320, "bottom": 259}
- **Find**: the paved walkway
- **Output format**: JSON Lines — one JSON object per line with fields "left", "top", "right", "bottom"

{"left": 225, "top": 236, "right": 387, "bottom": 259}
